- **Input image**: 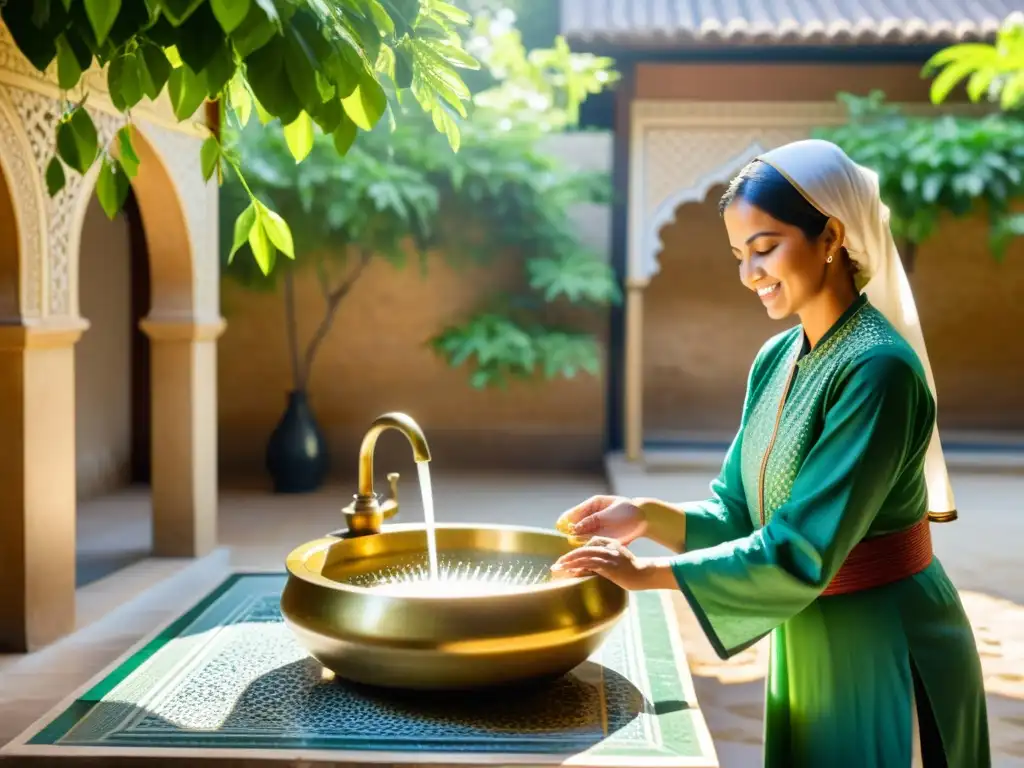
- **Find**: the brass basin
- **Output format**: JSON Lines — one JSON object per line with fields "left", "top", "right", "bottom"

{"left": 281, "top": 523, "right": 628, "bottom": 690}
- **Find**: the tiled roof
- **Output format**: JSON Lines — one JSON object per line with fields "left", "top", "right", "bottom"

{"left": 560, "top": 1, "right": 1020, "bottom": 47}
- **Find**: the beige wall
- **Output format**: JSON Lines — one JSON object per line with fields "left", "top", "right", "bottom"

{"left": 218, "top": 133, "right": 614, "bottom": 479}
{"left": 637, "top": 62, "right": 1024, "bottom": 440}
{"left": 635, "top": 62, "right": 956, "bottom": 103}
{"left": 75, "top": 195, "right": 133, "bottom": 500}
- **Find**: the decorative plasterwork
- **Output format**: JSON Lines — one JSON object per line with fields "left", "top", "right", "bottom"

{"left": 628, "top": 99, "right": 989, "bottom": 283}
{"left": 0, "top": 85, "right": 46, "bottom": 318}
{"left": 7, "top": 86, "right": 127, "bottom": 315}
{"left": 0, "top": 57, "right": 216, "bottom": 324}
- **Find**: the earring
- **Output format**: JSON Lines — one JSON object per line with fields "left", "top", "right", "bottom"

{"left": 826, "top": 253, "right": 834, "bottom": 264}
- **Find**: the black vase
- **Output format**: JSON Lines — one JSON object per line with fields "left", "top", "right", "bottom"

{"left": 266, "top": 390, "right": 329, "bottom": 493}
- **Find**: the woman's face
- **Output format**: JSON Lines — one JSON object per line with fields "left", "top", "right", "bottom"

{"left": 723, "top": 198, "right": 830, "bottom": 321}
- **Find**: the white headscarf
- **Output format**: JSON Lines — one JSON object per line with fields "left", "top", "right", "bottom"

{"left": 757, "top": 138, "right": 956, "bottom": 520}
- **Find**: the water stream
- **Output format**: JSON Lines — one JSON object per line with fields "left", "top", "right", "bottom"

{"left": 417, "top": 461, "right": 439, "bottom": 581}
{"left": 344, "top": 462, "right": 556, "bottom": 597}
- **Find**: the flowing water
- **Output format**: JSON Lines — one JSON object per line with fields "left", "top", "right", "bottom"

{"left": 335, "top": 462, "right": 559, "bottom": 597}
{"left": 417, "top": 461, "right": 439, "bottom": 581}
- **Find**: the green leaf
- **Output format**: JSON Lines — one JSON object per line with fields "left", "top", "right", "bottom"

{"left": 45, "top": 156, "right": 66, "bottom": 196}
{"left": 157, "top": 0, "right": 205, "bottom": 26}
{"left": 323, "top": 46, "right": 361, "bottom": 99}
{"left": 230, "top": 5, "right": 278, "bottom": 59}
{"left": 248, "top": 213, "right": 275, "bottom": 274}
{"left": 84, "top": 0, "right": 120, "bottom": 46}
{"left": 427, "top": 39, "right": 480, "bottom": 70}
{"left": 56, "top": 107, "right": 99, "bottom": 174}
{"left": 228, "top": 74, "right": 252, "bottom": 127}
{"left": 175, "top": 3, "right": 226, "bottom": 73}
{"left": 431, "top": 1, "right": 471, "bottom": 24}
{"left": 167, "top": 64, "right": 206, "bottom": 120}
{"left": 229, "top": 202, "right": 257, "bottom": 262}
{"left": 108, "top": 51, "right": 144, "bottom": 110}
{"left": 929, "top": 58, "right": 980, "bottom": 105}
{"left": 283, "top": 13, "right": 327, "bottom": 113}
{"left": 164, "top": 45, "right": 183, "bottom": 68}
{"left": 1, "top": 6, "right": 58, "bottom": 70}
{"left": 201, "top": 41, "right": 236, "bottom": 98}
{"left": 282, "top": 112, "right": 314, "bottom": 162}
{"left": 137, "top": 42, "right": 171, "bottom": 99}
{"left": 55, "top": 34, "right": 83, "bottom": 90}
{"left": 117, "top": 124, "right": 140, "bottom": 178}
{"left": 63, "top": 27, "right": 94, "bottom": 71}
{"left": 432, "top": 106, "right": 460, "bottom": 152}
{"left": 332, "top": 115, "right": 358, "bottom": 155}
{"left": 341, "top": 72, "right": 387, "bottom": 131}
{"left": 256, "top": 201, "right": 294, "bottom": 258}
{"left": 966, "top": 68, "right": 997, "bottom": 102}
{"left": 96, "top": 156, "right": 130, "bottom": 219}
{"left": 1000, "top": 72, "right": 1024, "bottom": 111}
{"left": 32, "top": 0, "right": 51, "bottom": 27}
{"left": 311, "top": 95, "right": 342, "bottom": 133}
{"left": 366, "top": 0, "right": 395, "bottom": 35}
{"left": 200, "top": 135, "right": 220, "bottom": 181}
{"left": 253, "top": 96, "right": 275, "bottom": 124}
{"left": 394, "top": 43, "right": 414, "bottom": 89}
{"left": 211, "top": 0, "right": 250, "bottom": 33}
{"left": 246, "top": 35, "right": 303, "bottom": 125}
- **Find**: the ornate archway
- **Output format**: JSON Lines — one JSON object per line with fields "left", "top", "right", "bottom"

{"left": 0, "top": 23, "right": 224, "bottom": 652}
{"left": 622, "top": 101, "right": 833, "bottom": 460}
{"left": 621, "top": 99, "right": 985, "bottom": 461}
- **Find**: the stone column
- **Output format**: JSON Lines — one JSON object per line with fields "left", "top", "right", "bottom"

{"left": 624, "top": 281, "right": 645, "bottom": 462}
{"left": 140, "top": 317, "right": 225, "bottom": 558}
{"left": 0, "top": 320, "right": 87, "bottom": 652}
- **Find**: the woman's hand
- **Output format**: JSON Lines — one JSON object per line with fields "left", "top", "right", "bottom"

{"left": 550, "top": 537, "right": 677, "bottom": 592}
{"left": 555, "top": 495, "right": 647, "bottom": 545}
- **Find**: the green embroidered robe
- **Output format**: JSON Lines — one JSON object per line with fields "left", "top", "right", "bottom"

{"left": 670, "top": 296, "right": 989, "bottom": 767}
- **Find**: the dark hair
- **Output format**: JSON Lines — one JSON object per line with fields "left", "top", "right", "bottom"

{"left": 718, "top": 160, "right": 828, "bottom": 241}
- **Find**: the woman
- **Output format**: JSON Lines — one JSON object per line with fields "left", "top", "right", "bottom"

{"left": 552, "top": 139, "right": 989, "bottom": 767}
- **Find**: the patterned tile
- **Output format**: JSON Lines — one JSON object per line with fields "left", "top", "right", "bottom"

{"left": 16, "top": 574, "right": 715, "bottom": 764}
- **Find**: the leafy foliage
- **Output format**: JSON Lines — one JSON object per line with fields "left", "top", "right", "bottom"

{"left": 222, "top": 7, "right": 620, "bottom": 389}
{"left": 923, "top": 12, "right": 1024, "bottom": 111}
{"left": 813, "top": 91, "right": 1024, "bottom": 262}
{"left": 461, "top": 8, "right": 619, "bottom": 133}
{"left": 1, "top": 0, "right": 479, "bottom": 269}
{"left": 921, "top": 12, "right": 1024, "bottom": 258}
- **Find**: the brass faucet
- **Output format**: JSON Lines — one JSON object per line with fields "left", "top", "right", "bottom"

{"left": 340, "top": 412, "right": 432, "bottom": 537}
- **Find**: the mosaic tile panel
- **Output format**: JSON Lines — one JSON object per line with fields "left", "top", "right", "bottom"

{"left": 26, "top": 574, "right": 710, "bottom": 762}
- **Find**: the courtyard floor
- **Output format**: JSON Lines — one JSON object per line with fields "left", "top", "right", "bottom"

{"left": 1, "top": 468, "right": 1021, "bottom": 766}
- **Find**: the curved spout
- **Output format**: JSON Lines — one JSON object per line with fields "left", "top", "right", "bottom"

{"left": 357, "top": 412, "right": 431, "bottom": 499}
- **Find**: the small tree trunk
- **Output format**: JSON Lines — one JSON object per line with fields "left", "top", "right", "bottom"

{"left": 300, "top": 249, "right": 374, "bottom": 389}
{"left": 282, "top": 267, "right": 304, "bottom": 390}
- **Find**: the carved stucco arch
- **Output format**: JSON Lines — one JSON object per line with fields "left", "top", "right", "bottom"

{"left": 643, "top": 141, "right": 769, "bottom": 280}
{"left": 66, "top": 121, "right": 197, "bottom": 321}
{"left": 0, "top": 85, "right": 46, "bottom": 320}
{"left": 627, "top": 100, "right": 989, "bottom": 286}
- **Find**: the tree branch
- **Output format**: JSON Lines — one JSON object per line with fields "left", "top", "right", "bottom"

{"left": 300, "top": 248, "right": 374, "bottom": 388}
{"left": 282, "top": 267, "right": 303, "bottom": 391}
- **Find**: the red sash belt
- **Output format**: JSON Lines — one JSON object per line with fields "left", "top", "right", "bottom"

{"left": 821, "top": 519, "right": 933, "bottom": 597}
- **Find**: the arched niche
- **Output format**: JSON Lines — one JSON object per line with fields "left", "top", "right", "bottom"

{"left": 643, "top": 142, "right": 768, "bottom": 281}
{"left": 66, "top": 124, "right": 195, "bottom": 321}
